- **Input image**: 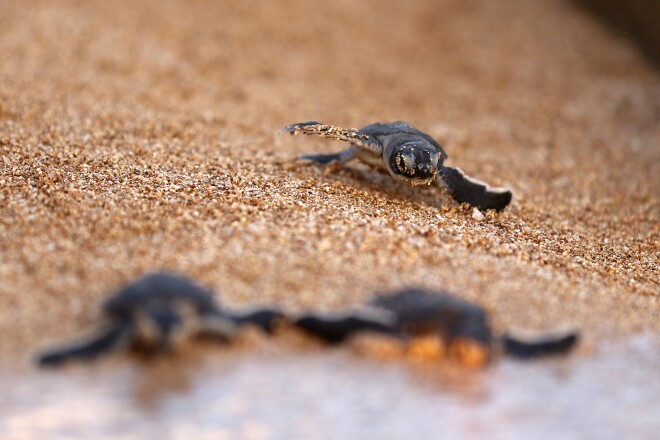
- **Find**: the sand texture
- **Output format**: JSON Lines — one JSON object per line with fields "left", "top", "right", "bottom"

{"left": 0, "top": 0, "right": 659, "bottom": 438}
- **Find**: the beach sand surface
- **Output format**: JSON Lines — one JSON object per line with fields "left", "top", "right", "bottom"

{"left": 0, "top": 0, "right": 658, "bottom": 438}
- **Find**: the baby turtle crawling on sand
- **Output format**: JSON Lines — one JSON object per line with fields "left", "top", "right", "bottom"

{"left": 296, "top": 288, "right": 578, "bottom": 367}
{"left": 283, "top": 121, "right": 512, "bottom": 212}
{"left": 37, "top": 273, "right": 285, "bottom": 367}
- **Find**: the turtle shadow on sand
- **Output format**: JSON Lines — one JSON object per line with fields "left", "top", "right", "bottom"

{"left": 295, "top": 160, "right": 478, "bottom": 213}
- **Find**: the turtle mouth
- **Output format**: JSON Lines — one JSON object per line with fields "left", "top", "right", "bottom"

{"left": 407, "top": 176, "right": 436, "bottom": 187}
{"left": 389, "top": 143, "right": 439, "bottom": 185}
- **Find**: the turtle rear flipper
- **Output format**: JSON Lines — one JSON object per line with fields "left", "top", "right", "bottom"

{"left": 503, "top": 332, "right": 579, "bottom": 359}
{"left": 438, "top": 166, "right": 512, "bottom": 212}
{"left": 37, "top": 323, "right": 133, "bottom": 367}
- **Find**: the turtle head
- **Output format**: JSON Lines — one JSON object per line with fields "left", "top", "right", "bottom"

{"left": 387, "top": 142, "right": 440, "bottom": 186}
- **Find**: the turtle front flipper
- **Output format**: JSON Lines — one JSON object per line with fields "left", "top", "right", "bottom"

{"left": 283, "top": 121, "right": 383, "bottom": 156}
{"left": 295, "top": 311, "right": 396, "bottom": 344}
{"left": 503, "top": 331, "right": 579, "bottom": 359}
{"left": 230, "top": 307, "right": 289, "bottom": 334}
{"left": 437, "top": 166, "right": 512, "bottom": 212}
{"left": 37, "top": 322, "right": 133, "bottom": 367}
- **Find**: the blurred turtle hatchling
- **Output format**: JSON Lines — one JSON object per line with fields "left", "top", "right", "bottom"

{"left": 37, "top": 273, "right": 286, "bottom": 367}
{"left": 295, "top": 288, "right": 578, "bottom": 367}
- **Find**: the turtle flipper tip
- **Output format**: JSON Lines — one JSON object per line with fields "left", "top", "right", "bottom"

{"left": 281, "top": 121, "right": 322, "bottom": 134}
{"left": 438, "top": 166, "right": 513, "bottom": 212}
{"left": 485, "top": 187, "right": 513, "bottom": 212}
{"left": 503, "top": 330, "right": 579, "bottom": 360}
{"left": 35, "top": 325, "right": 132, "bottom": 368}
{"left": 36, "top": 343, "right": 102, "bottom": 368}
{"left": 36, "top": 351, "right": 68, "bottom": 368}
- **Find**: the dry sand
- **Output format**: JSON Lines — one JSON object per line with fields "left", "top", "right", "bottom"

{"left": 0, "top": 0, "right": 659, "bottom": 438}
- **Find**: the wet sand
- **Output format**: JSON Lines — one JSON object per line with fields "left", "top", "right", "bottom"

{"left": 3, "top": 334, "right": 659, "bottom": 439}
{"left": 0, "top": 0, "right": 659, "bottom": 438}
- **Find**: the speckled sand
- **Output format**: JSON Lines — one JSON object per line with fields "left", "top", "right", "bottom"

{"left": 0, "top": 0, "right": 659, "bottom": 438}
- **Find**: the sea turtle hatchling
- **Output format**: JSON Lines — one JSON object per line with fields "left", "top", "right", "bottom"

{"left": 295, "top": 288, "right": 578, "bottom": 367}
{"left": 37, "top": 273, "right": 286, "bottom": 367}
{"left": 283, "top": 121, "right": 512, "bottom": 212}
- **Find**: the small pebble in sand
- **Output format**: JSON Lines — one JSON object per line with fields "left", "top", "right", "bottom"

{"left": 472, "top": 208, "right": 484, "bottom": 221}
